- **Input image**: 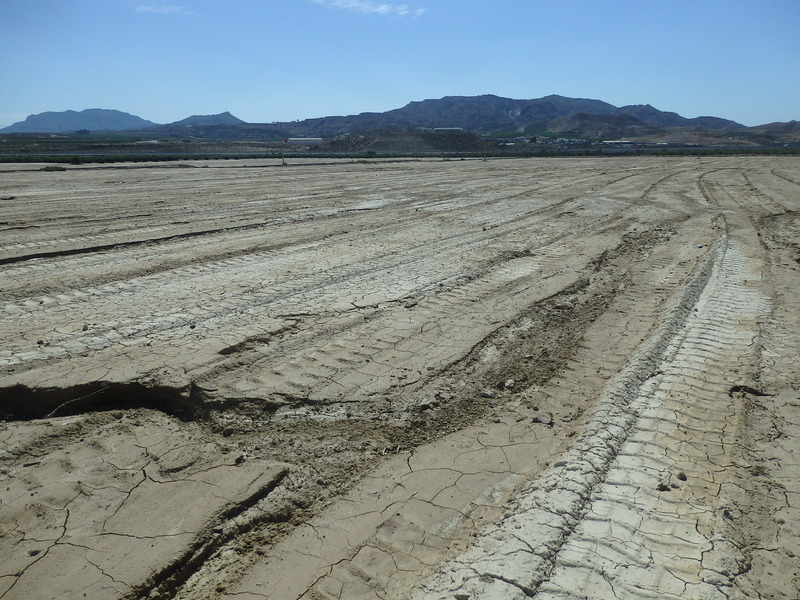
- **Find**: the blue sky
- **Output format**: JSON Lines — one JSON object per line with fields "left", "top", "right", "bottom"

{"left": 2, "top": 0, "right": 799, "bottom": 128}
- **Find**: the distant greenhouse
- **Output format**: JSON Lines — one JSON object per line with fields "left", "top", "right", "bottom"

{"left": 284, "top": 137, "right": 324, "bottom": 144}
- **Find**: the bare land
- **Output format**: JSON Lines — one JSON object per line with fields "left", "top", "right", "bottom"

{"left": 0, "top": 156, "right": 798, "bottom": 600}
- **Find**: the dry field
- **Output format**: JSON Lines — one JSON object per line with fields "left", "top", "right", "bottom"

{"left": 1, "top": 156, "right": 798, "bottom": 600}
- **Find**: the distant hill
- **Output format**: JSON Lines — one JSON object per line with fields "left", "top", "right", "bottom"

{"left": 615, "top": 104, "right": 743, "bottom": 130}
{"left": 0, "top": 109, "right": 247, "bottom": 135}
{"left": 0, "top": 109, "right": 158, "bottom": 133}
{"left": 745, "top": 120, "right": 800, "bottom": 143}
{"left": 165, "top": 112, "right": 245, "bottom": 127}
{"left": 547, "top": 113, "right": 652, "bottom": 139}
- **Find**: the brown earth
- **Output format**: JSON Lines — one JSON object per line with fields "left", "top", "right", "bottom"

{"left": 0, "top": 156, "right": 798, "bottom": 600}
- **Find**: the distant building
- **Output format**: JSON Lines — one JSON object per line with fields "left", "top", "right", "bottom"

{"left": 284, "top": 138, "right": 324, "bottom": 144}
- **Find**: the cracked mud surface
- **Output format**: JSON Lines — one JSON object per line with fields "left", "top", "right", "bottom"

{"left": 1, "top": 157, "right": 798, "bottom": 599}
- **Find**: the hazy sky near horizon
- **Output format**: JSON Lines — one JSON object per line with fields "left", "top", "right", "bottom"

{"left": 2, "top": 0, "right": 799, "bottom": 128}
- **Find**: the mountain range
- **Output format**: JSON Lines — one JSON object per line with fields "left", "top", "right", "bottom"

{"left": 2, "top": 96, "right": 797, "bottom": 144}
{"left": 287, "top": 95, "right": 744, "bottom": 137}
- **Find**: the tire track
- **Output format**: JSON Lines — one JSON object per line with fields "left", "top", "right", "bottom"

{"left": 741, "top": 169, "right": 794, "bottom": 214}
{"left": 770, "top": 167, "right": 800, "bottom": 188}
{"left": 206, "top": 244, "right": 588, "bottom": 410}
{"left": 0, "top": 160, "right": 612, "bottom": 257}
{"left": 417, "top": 162, "right": 772, "bottom": 599}
{"left": 534, "top": 238, "right": 767, "bottom": 600}
{"left": 213, "top": 173, "right": 721, "bottom": 600}
{"left": 0, "top": 162, "right": 640, "bottom": 290}
{"left": 1, "top": 162, "right": 668, "bottom": 313}
{"left": 1, "top": 166, "right": 664, "bottom": 381}
{"left": 418, "top": 218, "right": 768, "bottom": 599}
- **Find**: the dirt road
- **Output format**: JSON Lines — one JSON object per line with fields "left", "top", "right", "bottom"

{"left": 1, "top": 156, "right": 798, "bottom": 599}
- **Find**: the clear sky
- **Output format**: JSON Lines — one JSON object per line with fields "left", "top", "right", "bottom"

{"left": 2, "top": 0, "right": 799, "bottom": 128}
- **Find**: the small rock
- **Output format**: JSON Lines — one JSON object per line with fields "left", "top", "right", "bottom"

{"left": 480, "top": 390, "right": 496, "bottom": 399}
{"left": 504, "top": 379, "right": 515, "bottom": 390}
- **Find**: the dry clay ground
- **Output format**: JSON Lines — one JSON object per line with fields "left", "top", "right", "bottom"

{"left": 0, "top": 156, "right": 798, "bottom": 600}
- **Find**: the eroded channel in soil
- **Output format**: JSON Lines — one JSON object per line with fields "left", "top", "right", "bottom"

{"left": 1, "top": 157, "right": 798, "bottom": 600}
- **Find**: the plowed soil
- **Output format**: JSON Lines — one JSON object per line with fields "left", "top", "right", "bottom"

{"left": 1, "top": 156, "right": 798, "bottom": 600}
